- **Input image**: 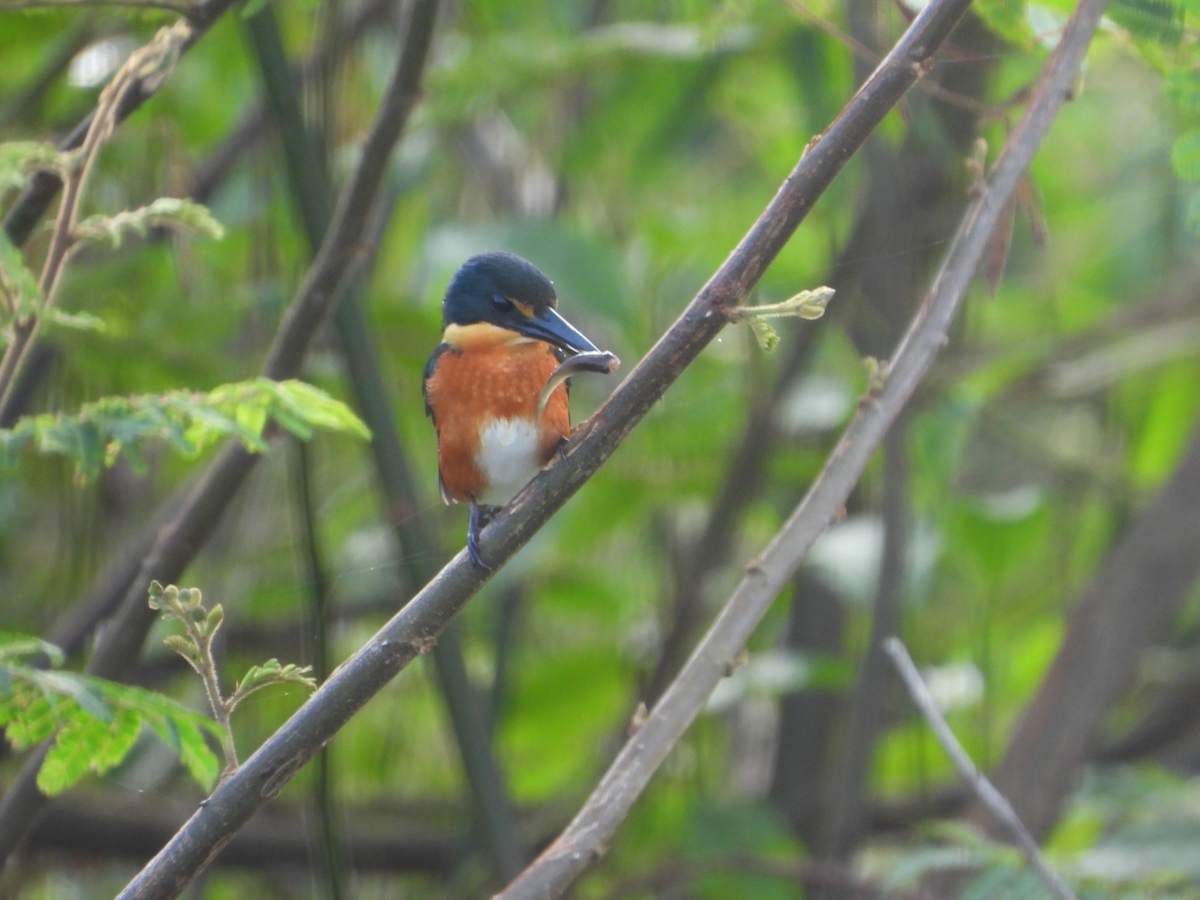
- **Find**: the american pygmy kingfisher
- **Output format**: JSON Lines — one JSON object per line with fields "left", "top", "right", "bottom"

{"left": 423, "top": 252, "right": 616, "bottom": 570}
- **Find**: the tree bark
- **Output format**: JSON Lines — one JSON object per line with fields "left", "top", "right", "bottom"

{"left": 980, "top": 421, "right": 1200, "bottom": 839}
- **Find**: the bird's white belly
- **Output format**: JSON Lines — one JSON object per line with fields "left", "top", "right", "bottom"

{"left": 475, "top": 417, "right": 541, "bottom": 507}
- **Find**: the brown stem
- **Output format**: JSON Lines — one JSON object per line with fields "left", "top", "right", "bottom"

{"left": 184, "top": 625, "right": 237, "bottom": 772}
{"left": 885, "top": 638, "right": 1078, "bottom": 900}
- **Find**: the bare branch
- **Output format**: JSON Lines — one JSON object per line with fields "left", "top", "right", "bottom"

{"left": 883, "top": 638, "right": 1078, "bottom": 900}
{"left": 980, "top": 418, "right": 1200, "bottom": 837}
{"left": 643, "top": 4, "right": 999, "bottom": 709}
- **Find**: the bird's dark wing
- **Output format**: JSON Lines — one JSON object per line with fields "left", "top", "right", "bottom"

{"left": 424, "top": 342, "right": 457, "bottom": 506}
{"left": 422, "top": 342, "right": 452, "bottom": 421}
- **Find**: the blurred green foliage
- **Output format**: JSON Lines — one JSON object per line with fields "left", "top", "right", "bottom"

{"left": 2, "top": 0, "right": 1200, "bottom": 897}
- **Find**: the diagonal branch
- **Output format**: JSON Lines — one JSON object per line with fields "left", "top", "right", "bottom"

{"left": 493, "top": 0, "right": 1107, "bottom": 894}
{"left": 884, "top": 638, "right": 1078, "bottom": 900}
{"left": 109, "top": 0, "right": 978, "bottom": 895}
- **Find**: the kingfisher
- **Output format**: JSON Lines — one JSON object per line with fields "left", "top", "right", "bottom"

{"left": 424, "top": 252, "right": 616, "bottom": 570}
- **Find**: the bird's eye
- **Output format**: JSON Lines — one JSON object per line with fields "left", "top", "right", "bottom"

{"left": 491, "top": 295, "right": 514, "bottom": 313}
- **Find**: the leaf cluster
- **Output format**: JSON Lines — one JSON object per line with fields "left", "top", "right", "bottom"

{"left": 0, "top": 377, "right": 371, "bottom": 480}
{"left": 0, "top": 140, "right": 74, "bottom": 195}
{"left": 149, "top": 581, "right": 315, "bottom": 775}
{"left": 74, "top": 197, "right": 225, "bottom": 250}
{"left": 0, "top": 633, "right": 223, "bottom": 795}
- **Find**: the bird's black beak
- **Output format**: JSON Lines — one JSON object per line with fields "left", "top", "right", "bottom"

{"left": 517, "top": 307, "right": 600, "bottom": 356}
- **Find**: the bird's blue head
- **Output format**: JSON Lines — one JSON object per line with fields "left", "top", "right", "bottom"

{"left": 441, "top": 252, "right": 599, "bottom": 355}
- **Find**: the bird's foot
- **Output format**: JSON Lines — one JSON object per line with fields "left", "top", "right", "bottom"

{"left": 467, "top": 505, "right": 496, "bottom": 571}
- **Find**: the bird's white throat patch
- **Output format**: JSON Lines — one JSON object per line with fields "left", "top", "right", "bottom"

{"left": 475, "top": 417, "right": 542, "bottom": 507}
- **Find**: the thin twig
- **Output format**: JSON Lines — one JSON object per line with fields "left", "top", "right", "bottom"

{"left": 882, "top": 638, "right": 1079, "bottom": 900}
{"left": 177, "top": 600, "right": 239, "bottom": 772}
{"left": 644, "top": 0, "right": 998, "bottom": 709}
{"left": 104, "top": 0, "right": 976, "bottom": 896}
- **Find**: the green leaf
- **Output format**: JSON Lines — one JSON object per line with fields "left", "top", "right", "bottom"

{"left": 74, "top": 197, "right": 225, "bottom": 250}
{"left": 204, "top": 604, "right": 224, "bottom": 639}
{"left": 32, "top": 671, "right": 112, "bottom": 722}
{"left": 146, "top": 713, "right": 219, "bottom": 790}
{"left": 229, "top": 658, "right": 316, "bottom": 712}
{"left": 0, "top": 633, "right": 64, "bottom": 666}
{"left": 162, "top": 634, "right": 200, "bottom": 667}
{"left": 272, "top": 380, "right": 371, "bottom": 440}
{"left": 268, "top": 405, "right": 315, "bottom": 441}
{"left": 0, "top": 141, "right": 70, "bottom": 194}
{"left": 0, "top": 379, "right": 370, "bottom": 481}
{"left": 748, "top": 318, "right": 779, "bottom": 352}
{"left": 73, "top": 420, "right": 105, "bottom": 483}
{"left": 37, "top": 706, "right": 140, "bottom": 796}
{"left": 1108, "top": 0, "right": 1183, "bottom": 41}
{"left": 149, "top": 713, "right": 182, "bottom": 755}
{"left": 176, "top": 717, "right": 221, "bottom": 789}
{"left": 179, "top": 404, "right": 264, "bottom": 455}
{"left": 43, "top": 309, "right": 107, "bottom": 334}
{"left": 1, "top": 681, "right": 57, "bottom": 749}
{"left": 90, "top": 679, "right": 223, "bottom": 791}
{"left": 1171, "top": 129, "right": 1200, "bottom": 182}
{"left": 0, "top": 644, "right": 223, "bottom": 795}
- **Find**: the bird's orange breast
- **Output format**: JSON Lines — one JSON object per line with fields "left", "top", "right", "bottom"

{"left": 425, "top": 338, "right": 570, "bottom": 505}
